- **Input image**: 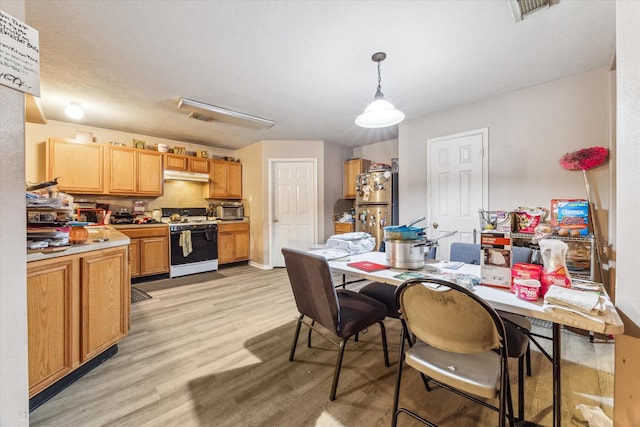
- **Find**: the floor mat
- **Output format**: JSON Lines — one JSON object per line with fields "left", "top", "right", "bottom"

{"left": 133, "top": 270, "right": 226, "bottom": 293}
{"left": 131, "top": 287, "right": 152, "bottom": 303}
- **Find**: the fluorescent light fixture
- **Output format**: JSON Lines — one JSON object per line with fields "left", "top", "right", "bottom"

{"left": 178, "top": 98, "right": 274, "bottom": 129}
{"left": 65, "top": 104, "right": 84, "bottom": 120}
{"left": 356, "top": 52, "right": 405, "bottom": 129}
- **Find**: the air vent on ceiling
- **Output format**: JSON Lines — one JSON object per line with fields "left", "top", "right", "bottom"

{"left": 510, "top": 0, "right": 559, "bottom": 22}
{"left": 178, "top": 97, "right": 274, "bottom": 130}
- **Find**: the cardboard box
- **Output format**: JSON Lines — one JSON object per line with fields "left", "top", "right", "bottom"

{"left": 480, "top": 231, "right": 512, "bottom": 288}
{"left": 551, "top": 199, "right": 589, "bottom": 236}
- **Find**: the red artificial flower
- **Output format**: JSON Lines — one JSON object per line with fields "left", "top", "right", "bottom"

{"left": 559, "top": 146, "right": 609, "bottom": 171}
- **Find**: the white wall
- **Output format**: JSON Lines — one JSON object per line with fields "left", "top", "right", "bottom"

{"left": 0, "top": 2, "right": 30, "bottom": 425}
{"left": 398, "top": 68, "right": 612, "bottom": 229}
{"left": 614, "top": 3, "right": 640, "bottom": 424}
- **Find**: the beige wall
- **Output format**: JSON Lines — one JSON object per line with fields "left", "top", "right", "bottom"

{"left": 237, "top": 142, "right": 265, "bottom": 266}
{"left": 353, "top": 138, "right": 399, "bottom": 165}
{"left": 399, "top": 68, "right": 612, "bottom": 234}
{"left": 614, "top": 2, "right": 640, "bottom": 426}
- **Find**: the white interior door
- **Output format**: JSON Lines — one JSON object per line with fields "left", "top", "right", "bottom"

{"left": 427, "top": 129, "right": 488, "bottom": 260}
{"left": 270, "top": 159, "right": 317, "bottom": 267}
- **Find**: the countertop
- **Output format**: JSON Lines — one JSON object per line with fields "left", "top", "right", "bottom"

{"left": 217, "top": 218, "right": 250, "bottom": 224}
{"left": 27, "top": 226, "right": 130, "bottom": 263}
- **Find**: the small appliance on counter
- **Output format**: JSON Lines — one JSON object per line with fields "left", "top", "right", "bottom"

{"left": 215, "top": 202, "right": 244, "bottom": 220}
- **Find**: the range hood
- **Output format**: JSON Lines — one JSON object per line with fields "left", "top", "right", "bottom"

{"left": 163, "top": 170, "right": 210, "bottom": 182}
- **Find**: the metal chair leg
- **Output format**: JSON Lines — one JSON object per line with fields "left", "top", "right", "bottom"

{"left": 307, "top": 319, "right": 315, "bottom": 348}
{"left": 377, "top": 320, "right": 390, "bottom": 367}
{"left": 518, "top": 354, "right": 525, "bottom": 421}
{"left": 525, "top": 343, "right": 532, "bottom": 376}
{"left": 289, "top": 314, "right": 304, "bottom": 361}
{"left": 329, "top": 337, "right": 349, "bottom": 401}
{"left": 391, "top": 325, "right": 407, "bottom": 427}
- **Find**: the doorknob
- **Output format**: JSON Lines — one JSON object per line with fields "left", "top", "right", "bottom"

{"left": 273, "top": 217, "right": 279, "bottom": 222}
{"left": 431, "top": 222, "right": 439, "bottom": 229}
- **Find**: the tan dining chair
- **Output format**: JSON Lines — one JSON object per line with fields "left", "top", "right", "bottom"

{"left": 281, "top": 247, "right": 390, "bottom": 401}
{"left": 392, "top": 277, "right": 515, "bottom": 427}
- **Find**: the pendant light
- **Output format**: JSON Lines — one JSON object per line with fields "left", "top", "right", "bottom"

{"left": 355, "top": 52, "right": 405, "bottom": 128}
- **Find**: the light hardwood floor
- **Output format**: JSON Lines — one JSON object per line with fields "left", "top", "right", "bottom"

{"left": 30, "top": 264, "right": 614, "bottom": 427}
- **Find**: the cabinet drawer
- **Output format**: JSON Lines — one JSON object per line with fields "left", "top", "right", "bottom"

{"left": 218, "top": 222, "right": 249, "bottom": 232}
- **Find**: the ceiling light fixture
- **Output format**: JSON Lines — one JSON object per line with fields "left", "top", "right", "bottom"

{"left": 178, "top": 98, "right": 275, "bottom": 129}
{"left": 356, "top": 52, "right": 405, "bottom": 129}
{"left": 64, "top": 104, "right": 84, "bottom": 120}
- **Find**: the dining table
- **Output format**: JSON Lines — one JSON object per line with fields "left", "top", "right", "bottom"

{"left": 327, "top": 251, "right": 624, "bottom": 427}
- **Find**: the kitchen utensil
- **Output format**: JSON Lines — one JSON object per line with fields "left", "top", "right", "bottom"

{"left": 385, "top": 239, "right": 434, "bottom": 269}
{"left": 404, "top": 216, "right": 426, "bottom": 228}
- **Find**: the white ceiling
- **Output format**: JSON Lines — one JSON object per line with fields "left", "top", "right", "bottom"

{"left": 24, "top": 0, "right": 616, "bottom": 150}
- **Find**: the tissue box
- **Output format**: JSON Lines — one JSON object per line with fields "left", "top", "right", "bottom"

{"left": 480, "top": 231, "right": 512, "bottom": 288}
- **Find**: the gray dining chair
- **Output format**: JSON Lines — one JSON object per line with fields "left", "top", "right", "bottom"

{"left": 392, "top": 277, "right": 516, "bottom": 427}
{"left": 281, "top": 247, "right": 390, "bottom": 401}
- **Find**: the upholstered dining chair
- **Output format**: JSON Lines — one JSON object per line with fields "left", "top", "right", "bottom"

{"left": 392, "top": 278, "right": 516, "bottom": 427}
{"left": 281, "top": 247, "right": 390, "bottom": 401}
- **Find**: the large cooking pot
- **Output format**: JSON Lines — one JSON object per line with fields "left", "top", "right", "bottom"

{"left": 385, "top": 239, "right": 433, "bottom": 270}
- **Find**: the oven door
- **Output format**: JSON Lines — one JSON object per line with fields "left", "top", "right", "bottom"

{"left": 169, "top": 227, "right": 218, "bottom": 266}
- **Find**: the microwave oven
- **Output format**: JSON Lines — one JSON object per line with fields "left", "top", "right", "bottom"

{"left": 216, "top": 205, "right": 244, "bottom": 220}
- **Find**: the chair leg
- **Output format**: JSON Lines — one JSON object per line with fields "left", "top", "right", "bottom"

{"left": 307, "top": 319, "right": 315, "bottom": 348}
{"left": 518, "top": 355, "right": 525, "bottom": 421}
{"left": 391, "top": 325, "right": 408, "bottom": 427}
{"left": 525, "top": 342, "right": 532, "bottom": 376}
{"left": 289, "top": 314, "right": 304, "bottom": 361}
{"left": 377, "top": 320, "right": 390, "bottom": 367}
{"left": 329, "top": 337, "right": 349, "bottom": 401}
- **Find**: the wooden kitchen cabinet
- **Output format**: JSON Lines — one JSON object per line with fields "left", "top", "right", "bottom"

{"left": 46, "top": 138, "right": 104, "bottom": 194}
{"left": 117, "top": 226, "right": 169, "bottom": 278}
{"left": 164, "top": 154, "right": 209, "bottom": 173}
{"left": 207, "top": 160, "right": 242, "bottom": 199}
{"left": 218, "top": 222, "right": 250, "bottom": 264}
{"left": 27, "top": 246, "right": 129, "bottom": 397}
{"left": 334, "top": 222, "right": 355, "bottom": 234}
{"left": 106, "top": 146, "right": 163, "bottom": 196}
{"left": 343, "top": 158, "right": 371, "bottom": 199}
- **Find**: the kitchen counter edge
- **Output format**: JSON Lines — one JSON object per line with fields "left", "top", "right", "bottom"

{"left": 27, "top": 226, "right": 130, "bottom": 262}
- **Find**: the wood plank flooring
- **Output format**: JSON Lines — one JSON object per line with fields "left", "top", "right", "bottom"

{"left": 30, "top": 264, "right": 614, "bottom": 426}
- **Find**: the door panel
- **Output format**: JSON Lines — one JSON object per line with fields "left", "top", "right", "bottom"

{"left": 271, "top": 160, "right": 317, "bottom": 267}
{"left": 428, "top": 129, "right": 487, "bottom": 261}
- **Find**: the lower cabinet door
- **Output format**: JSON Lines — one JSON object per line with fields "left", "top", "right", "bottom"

{"left": 80, "top": 247, "right": 128, "bottom": 362}
{"left": 27, "top": 257, "right": 78, "bottom": 397}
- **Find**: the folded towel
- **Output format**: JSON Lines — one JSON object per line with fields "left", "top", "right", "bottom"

{"left": 544, "top": 285, "right": 603, "bottom": 316}
{"left": 179, "top": 230, "right": 192, "bottom": 257}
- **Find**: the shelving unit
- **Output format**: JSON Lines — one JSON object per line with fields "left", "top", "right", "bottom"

{"left": 511, "top": 232, "right": 596, "bottom": 281}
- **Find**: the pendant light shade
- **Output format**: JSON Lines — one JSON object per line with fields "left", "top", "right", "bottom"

{"left": 356, "top": 52, "right": 404, "bottom": 128}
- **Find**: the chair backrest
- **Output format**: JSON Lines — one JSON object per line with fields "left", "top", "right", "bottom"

{"left": 282, "top": 248, "right": 340, "bottom": 333}
{"left": 396, "top": 278, "right": 505, "bottom": 354}
{"left": 449, "top": 242, "right": 481, "bottom": 264}
{"left": 512, "top": 246, "right": 533, "bottom": 264}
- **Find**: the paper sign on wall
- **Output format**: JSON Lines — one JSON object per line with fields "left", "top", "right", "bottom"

{"left": 0, "top": 9, "right": 40, "bottom": 96}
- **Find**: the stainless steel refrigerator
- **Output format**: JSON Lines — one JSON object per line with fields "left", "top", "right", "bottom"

{"left": 355, "top": 169, "right": 398, "bottom": 251}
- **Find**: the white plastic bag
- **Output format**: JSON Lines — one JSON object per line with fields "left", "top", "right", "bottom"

{"left": 576, "top": 404, "right": 613, "bottom": 427}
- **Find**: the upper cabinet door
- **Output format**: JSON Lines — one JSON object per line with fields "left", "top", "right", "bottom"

{"left": 226, "top": 162, "right": 242, "bottom": 199}
{"left": 106, "top": 146, "right": 137, "bottom": 194}
{"left": 343, "top": 158, "right": 371, "bottom": 199}
{"left": 137, "top": 151, "right": 163, "bottom": 195}
{"left": 164, "top": 154, "right": 188, "bottom": 171}
{"left": 47, "top": 138, "right": 104, "bottom": 194}
{"left": 189, "top": 157, "right": 209, "bottom": 174}
{"left": 206, "top": 160, "right": 241, "bottom": 199}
